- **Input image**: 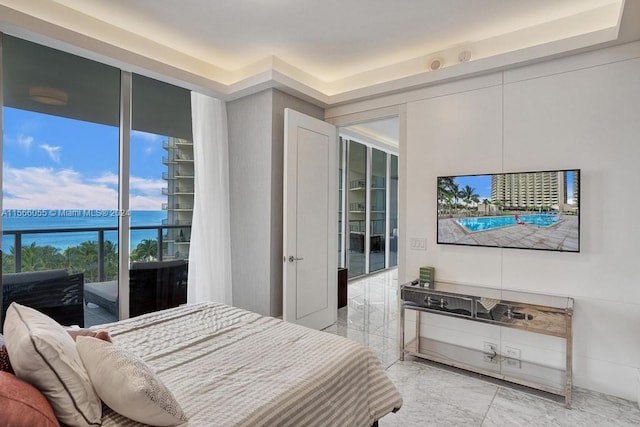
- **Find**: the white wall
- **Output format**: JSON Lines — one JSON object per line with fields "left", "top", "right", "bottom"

{"left": 227, "top": 89, "right": 323, "bottom": 316}
{"left": 332, "top": 41, "right": 640, "bottom": 400}
{"left": 227, "top": 90, "right": 274, "bottom": 315}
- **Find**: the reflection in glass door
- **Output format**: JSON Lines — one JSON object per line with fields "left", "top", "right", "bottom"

{"left": 347, "top": 141, "right": 367, "bottom": 278}
{"left": 369, "top": 149, "right": 387, "bottom": 272}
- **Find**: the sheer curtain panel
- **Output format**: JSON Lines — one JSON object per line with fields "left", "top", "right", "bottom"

{"left": 188, "top": 92, "right": 232, "bottom": 304}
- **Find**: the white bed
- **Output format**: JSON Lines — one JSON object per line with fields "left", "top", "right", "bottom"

{"left": 99, "top": 303, "right": 402, "bottom": 426}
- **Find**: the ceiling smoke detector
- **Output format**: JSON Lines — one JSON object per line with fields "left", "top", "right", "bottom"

{"left": 458, "top": 50, "right": 472, "bottom": 63}
{"left": 428, "top": 58, "right": 443, "bottom": 71}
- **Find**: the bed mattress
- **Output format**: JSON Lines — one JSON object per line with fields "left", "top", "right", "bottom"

{"left": 100, "top": 303, "right": 402, "bottom": 426}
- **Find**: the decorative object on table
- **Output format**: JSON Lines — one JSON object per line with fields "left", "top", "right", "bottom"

{"left": 419, "top": 266, "right": 435, "bottom": 287}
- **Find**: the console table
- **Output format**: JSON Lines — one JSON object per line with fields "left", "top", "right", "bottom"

{"left": 400, "top": 281, "right": 574, "bottom": 407}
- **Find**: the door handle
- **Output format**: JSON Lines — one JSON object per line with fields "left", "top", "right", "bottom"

{"left": 288, "top": 256, "right": 304, "bottom": 262}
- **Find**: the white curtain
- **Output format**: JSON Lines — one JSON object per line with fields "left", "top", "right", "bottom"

{"left": 187, "top": 92, "right": 232, "bottom": 305}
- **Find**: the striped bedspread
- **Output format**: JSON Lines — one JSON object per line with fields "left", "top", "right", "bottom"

{"left": 100, "top": 303, "right": 402, "bottom": 426}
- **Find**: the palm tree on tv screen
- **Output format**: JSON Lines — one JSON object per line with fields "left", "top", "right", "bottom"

{"left": 460, "top": 185, "right": 480, "bottom": 211}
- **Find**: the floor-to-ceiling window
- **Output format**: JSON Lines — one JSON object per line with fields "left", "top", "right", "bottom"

{"left": 1, "top": 35, "right": 121, "bottom": 327}
{"left": 131, "top": 74, "right": 193, "bottom": 263}
{"left": 1, "top": 34, "right": 194, "bottom": 327}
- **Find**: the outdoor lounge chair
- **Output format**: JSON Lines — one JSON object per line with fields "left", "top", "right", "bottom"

{"left": 129, "top": 259, "right": 188, "bottom": 317}
{"left": 83, "top": 280, "right": 118, "bottom": 316}
{"left": 1, "top": 269, "right": 85, "bottom": 330}
{"left": 83, "top": 259, "right": 188, "bottom": 318}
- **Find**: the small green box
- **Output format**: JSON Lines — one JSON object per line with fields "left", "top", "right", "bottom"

{"left": 419, "top": 266, "right": 434, "bottom": 286}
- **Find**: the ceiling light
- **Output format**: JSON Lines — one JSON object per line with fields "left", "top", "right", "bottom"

{"left": 428, "top": 58, "right": 443, "bottom": 71}
{"left": 458, "top": 50, "right": 472, "bottom": 63}
{"left": 29, "top": 86, "right": 69, "bottom": 106}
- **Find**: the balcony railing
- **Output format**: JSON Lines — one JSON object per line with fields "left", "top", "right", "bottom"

{"left": 162, "top": 203, "right": 193, "bottom": 210}
{"left": 162, "top": 219, "right": 191, "bottom": 225}
{"left": 2, "top": 224, "right": 192, "bottom": 281}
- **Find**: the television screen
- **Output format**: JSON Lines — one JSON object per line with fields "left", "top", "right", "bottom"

{"left": 437, "top": 169, "right": 580, "bottom": 252}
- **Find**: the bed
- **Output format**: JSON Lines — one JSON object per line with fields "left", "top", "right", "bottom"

{"left": 94, "top": 302, "right": 402, "bottom": 426}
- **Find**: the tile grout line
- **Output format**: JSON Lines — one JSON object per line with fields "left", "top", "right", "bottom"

{"left": 479, "top": 386, "right": 500, "bottom": 426}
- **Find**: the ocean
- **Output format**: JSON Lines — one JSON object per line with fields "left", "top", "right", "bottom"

{"left": 1, "top": 210, "right": 168, "bottom": 252}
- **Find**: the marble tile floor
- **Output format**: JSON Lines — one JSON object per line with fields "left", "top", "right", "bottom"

{"left": 323, "top": 269, "right": 640, "bottom": 426}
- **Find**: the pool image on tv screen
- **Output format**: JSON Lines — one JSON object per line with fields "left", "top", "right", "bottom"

{"left": 437, "top": 169, "right": 580, "bottom": 252}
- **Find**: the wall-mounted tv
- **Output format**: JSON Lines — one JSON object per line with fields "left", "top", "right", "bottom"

{"left": 437, "top": 169, "right": 580, "bottom": 252}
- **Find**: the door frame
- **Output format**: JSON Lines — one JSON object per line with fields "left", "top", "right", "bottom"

{"left": 327, "top": 106, "right": 405, "bottom": 282}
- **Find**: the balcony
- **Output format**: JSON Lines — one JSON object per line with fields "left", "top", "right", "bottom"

{"left": 174, "top": 187, "right": 194, "bottom": 194}
{"left": 174, "top": 171, "right": 195, "bottom": 179}
{"left": 162, "top": 203, "right": 193, "bottom": 211}
{"left": 2, "top": 224, "right": 192, "bottom": 281}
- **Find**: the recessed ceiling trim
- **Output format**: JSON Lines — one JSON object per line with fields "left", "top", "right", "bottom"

{"left": 0, "top": 0, "right": 634, "bottom": 107}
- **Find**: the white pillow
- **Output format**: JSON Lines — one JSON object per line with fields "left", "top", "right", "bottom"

{"left": 76, "top": 336, "right": 187, "bottom": 426}
{"left": 3, "top": 303, "right": 102, "bottom": 427}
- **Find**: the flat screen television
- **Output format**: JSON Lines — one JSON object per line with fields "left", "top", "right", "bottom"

{"left": 437, "top": 169, "right": 580, "bottom": 252}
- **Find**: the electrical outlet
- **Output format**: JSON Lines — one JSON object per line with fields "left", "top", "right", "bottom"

{"left": 505, "top": 346, "right": 521, "bottom": 360}
{"left": 482, "top": 342, "right": 498, "bottom": 363}
{"left": 483, "top": 342, "right": 497, "bottom": 354}
{"left": 483, "top": 353, "right": 498, "bottom": 363}
{"left": 506, "top": 358, "right": 522, "bottom": 369}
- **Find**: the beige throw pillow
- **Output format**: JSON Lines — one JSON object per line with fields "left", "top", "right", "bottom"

{"left": 3, "top": 303, "right": 102, "bottom": 427}
{"left": 76, "top": 336, "right": 187, "bottom": 426}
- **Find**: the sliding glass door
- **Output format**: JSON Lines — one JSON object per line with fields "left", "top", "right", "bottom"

{"left": 347, "top": 141, "right": 367, "bottom": 278}
{"left": 389, "top": 154, "right": 399, "bottom": 267}
{"left": 343, "top": 139, "right": 398, "bottom": 279}
{"left": 369, "top": 148, "right": 387, "bottom": 273}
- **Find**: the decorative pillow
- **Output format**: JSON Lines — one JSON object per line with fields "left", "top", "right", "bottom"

{"left": 76, "top": 336, "right": 187, "bottom": 426}
{"left": 0, "top": 371, "right": 60, "bottom": 427}
{"left": 67, "top": 328, "right": 112, "bottom": 342}
{"left": 3, "top": 303, "right": 102, "bottom": 427}
{"left": 0, "top": 334, "right": 14, "bottom": 374}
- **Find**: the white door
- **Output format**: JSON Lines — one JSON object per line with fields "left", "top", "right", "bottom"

{"left": 283, "top": 108, "right": 337, "bottom": 330}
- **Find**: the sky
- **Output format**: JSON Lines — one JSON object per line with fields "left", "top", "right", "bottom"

{"left": 452, "top": 174, "right": 493, "bottom": 201}
{"left": 445, "top": 171, "right": 576, "bottom": 204}
{"left": 2, "top": 107, "right": 166, "bottom": 210}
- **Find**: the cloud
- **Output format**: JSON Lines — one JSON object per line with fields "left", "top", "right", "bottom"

{"left": 18, "top": 134, "right": 34, "bottom": 149}
{"left": 130, "top": 176, "right": 166, "bottom": 193}
{"left": 130, "top": 195, "right": 165, "bottom": 210}
{"left": 131, "top": 130, "right": 162, "bottom": 143}
{"left": 39, "top": 144, "right": 62, "bottom": 163}
{"left": 2, "top": 164, "right": 166, "bottom": 210}
{"left": 91, "top": 171, "right": 118, "bottom": 186}
{"left": 130, "top": 176, "right": 166, "bottom": 210}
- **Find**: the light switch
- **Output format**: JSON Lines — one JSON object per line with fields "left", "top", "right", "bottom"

{"left": 410, "top": 238, "right": 427, "bottom": 250}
